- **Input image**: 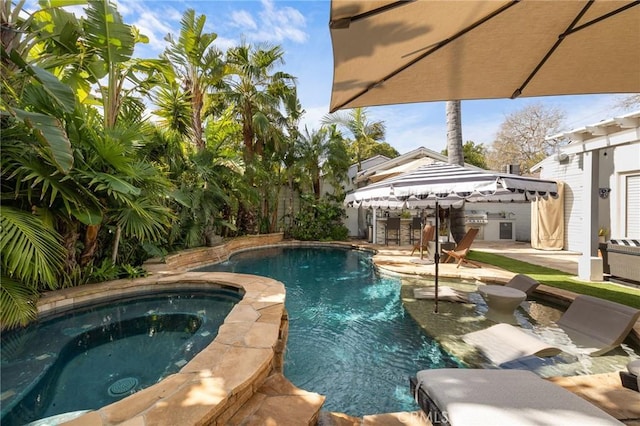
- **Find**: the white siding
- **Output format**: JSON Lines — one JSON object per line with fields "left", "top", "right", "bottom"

{"left": 539, "top": 155, "right": 585, "bottom": 252}
{"left": 472, "top": 203, "right": 532, "bottom": 241}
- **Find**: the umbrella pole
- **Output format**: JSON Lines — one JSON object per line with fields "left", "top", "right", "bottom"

{"left": 419, "top": 213, "right": 424, "bottom": 260}
{"left": 434, "top": 201, "right": 439, "bottom": 313}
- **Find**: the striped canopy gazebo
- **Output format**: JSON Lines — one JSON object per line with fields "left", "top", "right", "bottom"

{"left": 345, "top": 162, "right": 558, "bottom": 209}
{"left": 344, "top": 162, "right": 558, "bottom": 311}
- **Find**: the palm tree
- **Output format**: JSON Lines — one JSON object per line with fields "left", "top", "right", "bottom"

{"left": 322, "top": 107, "right": 385, "bottom": 237}
{"left": 223, "top": 43, "right": 296, "bottom": 164}
{"left": 163, "top": 9, "right": 225, "bottom": 151}
{"left": 296, "top": 125, "right": 350, "bottom": 201}
{"left": 222, "top": 42, "right": 296, "bottom": 233}
{"left": 446, "top": 100, "right": 466, "bottom": 244}
{"left": 321, "top": 125, "right": 350, "bottom": 200}
{"left": 322, "top": 107, "right": 385, "bottom": 171}
{"left": 297, "top": 127, "right": 330, "bottom": 199}
{"left": 279, "top": 91, "right": 305, "bottom": 234}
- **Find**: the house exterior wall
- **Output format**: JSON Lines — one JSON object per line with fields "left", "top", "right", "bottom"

{"left": 477, "top": 203, "right": 532, "bottom": 242}
{"left": 538, "top": 155, "right": 585, "bottom": 251}
{"left": 345, "top": 156, "right": 392, "bottom": 238}
{"left": 537, "top": 112, "right": 640, "bottom": 253}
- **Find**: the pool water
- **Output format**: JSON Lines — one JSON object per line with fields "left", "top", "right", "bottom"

{"left": 196, "top": 247, "right": 462, "bottom": 416}
{"left": 1, "top": 290, "right": 240, "bottom": 426}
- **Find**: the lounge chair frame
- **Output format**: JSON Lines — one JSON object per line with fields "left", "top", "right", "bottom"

{"left": 442, "top": 227, "right": 480, "bottom": 268}
{"left": 411, "top": 224, "right": 435, "bottom": 256}
{"left": 409, "top": 376, "right": 450, "bottom": 425}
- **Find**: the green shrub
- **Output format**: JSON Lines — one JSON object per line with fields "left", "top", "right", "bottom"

{"left": 291, "top": 197, "right": 348, "bottom": 241}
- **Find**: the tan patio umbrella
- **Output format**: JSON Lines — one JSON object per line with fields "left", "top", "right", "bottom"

{"left": 329, "top": 0, "right": 640, "bottom": 112}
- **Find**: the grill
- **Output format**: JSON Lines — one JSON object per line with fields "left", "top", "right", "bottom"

{"left": 464, "top": 211, "right": 488, "bottom": 225}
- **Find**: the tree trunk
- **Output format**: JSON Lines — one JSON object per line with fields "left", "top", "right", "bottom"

{"left": 446, "top": 100, "right": 467, "bottom": 244}
{"left": 111, "top": 225, "right": 121, "bottom": 263}
{"left": 242, "top": 123, "right": 254, "bottom": 164}
{"left": 61, "top": 221, "right": 80, "bottom": 273}
{"left": 192, "top": 94, "right": 204, "bottom": 151}
{"left": 79, "top": 224, "right": 100, "bottom": 267}
{"left": 287, "top": 173, "right": 295, "bottom": 236}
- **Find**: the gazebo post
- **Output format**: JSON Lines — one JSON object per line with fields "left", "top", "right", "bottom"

{"left": 372, "top": 206, "right": 378, "bottom": 244}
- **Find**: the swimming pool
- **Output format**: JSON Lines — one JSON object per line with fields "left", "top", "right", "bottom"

{"left": 1, "top": 289, "right": 240, "bottom": 426}
{"left": 195, "top": 246, "right": 462, "bottom": 416}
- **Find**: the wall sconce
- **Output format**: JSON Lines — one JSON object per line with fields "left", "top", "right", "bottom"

{"left": 599, "top": 188, "right": 611, "bottom": 199}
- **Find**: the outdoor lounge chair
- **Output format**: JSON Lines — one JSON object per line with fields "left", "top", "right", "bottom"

{"left": 555, "top": 294, "right": 640, "bottom": 356}
{"left": 410, "top": 224, "right": 436, "bottom": 256}
{"left": 463, "top": 323, "right": 562, "bottom": 365}
{"left": 409, "top": 369, "right": 623, "bottom": 425}
{"left": 504, "top": 273, "right": 540, "bottom": 296}
{"left": 463, "top": 295, "right": 640, "bottom": 365}
{"left": 413, "top": 286, "right": 470, "bottom": 303}
{"left": 441, "top": 228, "right": 480, "bottom": 268}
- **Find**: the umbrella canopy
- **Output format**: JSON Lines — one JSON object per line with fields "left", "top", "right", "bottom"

{"left": 329, "top": 0, "right": 640, "bottom": 111}
{"left": 345, "top": 162, "right": 558, "bottom": 313}
{"left": 345, "top": 162, "right": 558, "bottom": 208}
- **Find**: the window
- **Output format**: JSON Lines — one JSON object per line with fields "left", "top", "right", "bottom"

{"left": 626, "top": 174, "right": 640, "bottom": 237}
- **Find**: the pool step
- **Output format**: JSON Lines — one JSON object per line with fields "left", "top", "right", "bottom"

{"left": 227, "top": 373, "right": 325, "bottom": 425}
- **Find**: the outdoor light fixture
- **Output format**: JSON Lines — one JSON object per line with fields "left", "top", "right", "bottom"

{"left": 599, "top": 188, "right": 611, "bottom": 199}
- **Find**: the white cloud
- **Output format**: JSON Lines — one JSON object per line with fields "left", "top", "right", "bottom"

{"left": 299, "top": 105, "right": 330, "bottom": 133}
{"left": 116, "top": 1, "right": 183, "bottom": 56}
{"left": 132, "top": 11, "right": 175, "bottom": 52}
{"left": 214, "top": 36, "right": 239, "bottom": 52}
{"left": 231, "top": 0, "right": 308, "bottom": 44}
{"left": 231, "top": 10, "right": 258, "bottom": 31}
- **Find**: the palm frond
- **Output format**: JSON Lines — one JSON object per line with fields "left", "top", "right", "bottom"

{"left": 0, "top": 276, "right": 38, "bottom": 331}
{"left": 11, "top": 108, "right": 74, "bottom": 173}
{"left": 88, "top": 172, "right": 141, "bottom": 199}
{"left": 116, "top": 197, "right": 173, "bottom": 242}
{"left": 0, "top": 207, "right": 65, "bottom": 288}
{"left": 83, "top": 0, "right": 135, "bottom": 68}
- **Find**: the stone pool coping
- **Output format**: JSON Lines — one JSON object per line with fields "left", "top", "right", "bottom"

{"left": 31, "top": 236, "right": 367, "bottom": 426}
{"left": 34, "top": 272, "right": 287, "bottom": 426}
{"left": 31, "top": 233, "right": 294, "bottom": 426}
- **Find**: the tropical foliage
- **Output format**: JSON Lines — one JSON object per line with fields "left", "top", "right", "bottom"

{"left": 0, "top": 1, "right": 355, "bottom": 329}
{"left": 442, "top": 140, "right": 488, "bottom": 169}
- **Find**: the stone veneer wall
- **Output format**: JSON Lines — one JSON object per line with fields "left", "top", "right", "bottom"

{"left": 34, "top": 233, "right": 289, "bottom": 426}
{"left": 144, "top": 233, "right": 285, "bottom": 273}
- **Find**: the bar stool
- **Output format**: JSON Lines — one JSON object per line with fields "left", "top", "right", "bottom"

{"left": 385, "top": 217, "right": 401, "bottom": 245}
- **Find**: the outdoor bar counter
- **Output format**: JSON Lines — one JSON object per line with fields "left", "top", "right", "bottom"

{"left": 375, "top": 217, "right": 420, "bottom": 245}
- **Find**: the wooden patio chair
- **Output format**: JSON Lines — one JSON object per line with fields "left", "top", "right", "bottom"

{"left": 442, "top": 227, "right": 480, "bottom": 268}
{"left": 410, "top": 224, "right": 436, "bottom": 256}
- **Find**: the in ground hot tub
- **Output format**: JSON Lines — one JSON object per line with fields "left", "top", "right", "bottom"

{"left": 1, "top": 288, "right": 240, "bottom": 426}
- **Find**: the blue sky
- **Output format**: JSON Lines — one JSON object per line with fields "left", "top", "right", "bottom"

{"left": 54, "top": 0, "right": 638, "bottom": 154}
